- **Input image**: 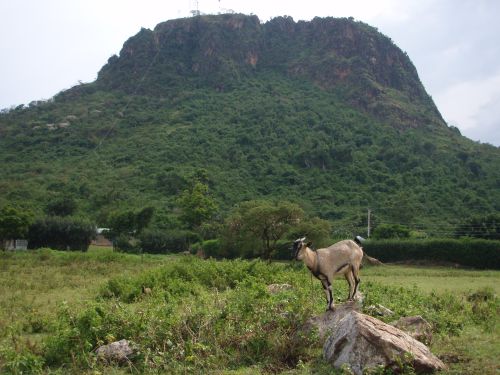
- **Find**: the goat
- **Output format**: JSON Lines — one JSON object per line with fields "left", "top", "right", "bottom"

{"left": 292, "top": 237, "right": 363, "bottom": 310}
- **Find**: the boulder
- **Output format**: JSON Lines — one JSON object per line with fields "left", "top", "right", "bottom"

{"left": 390, "top": 315, "right": 433, "bottom": 346}
{"left": 267, "top": 283, "right": 293, "bottom": 294}
{"left": 96, "top": 339, "right": 135, "bottom": 364}
{"left": 302, "top": 302, "right": 359, "bottom": 341}
{"left": 323, "top": 308, "right": 446, "bottom": 374}
{"left": 365, "top": 303, "right": 394, "bottom": 317}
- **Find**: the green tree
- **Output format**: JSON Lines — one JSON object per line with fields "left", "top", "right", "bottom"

{"left": 223, "top": 200, "right": 304, "bottom": 260}
{"left": 455, "top": 214, "right": 500, "bottom": 240}
{"left": 45, "top": 196, "right": 77, "bottom": 217}
{"left": 105, "top": 207, "right": 155, "bottom": 251}
{"left": 372, "top": 223, "right": 410, "bottom": 239}
{"left": 0, "top": 206, "right": 32, "bottom": 249}
{"left": 287, "top": 217, "right": 332, "bottom": 248}
{"left": 177, "top": 182, "right": 218, "bottom": 230}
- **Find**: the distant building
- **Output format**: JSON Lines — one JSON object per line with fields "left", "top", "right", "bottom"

{"left": 92, "top": 228, "right": 113, "bottom": 247}
{"left": 5, "top": 239, "right": 28, "bottom": 250}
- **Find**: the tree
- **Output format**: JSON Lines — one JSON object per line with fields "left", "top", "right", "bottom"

{"left": 28, "top": 216, "right": 95, "bottom": 251}
{"left": 45, "top": 196, "right": 77, "bottom": 217}
{"left": 106, "top": 206, "right": 155, "bottom": 239}
{"left": 455, "top": 214, "right": 500, "bottom": 240}
{"left": 177, "top": 182, "right": 218, "bottom": 230}
{"left": 0, "top": 206, "right": 31, "bottom": 250}
{"left": 372, "top": 224, "right": 410, "bottom": 239}
{"left": 223, "top": 200, "right": 304, "bottom": 260}
{"left": 287, "top": 217, "right": 332, "bottom": 248}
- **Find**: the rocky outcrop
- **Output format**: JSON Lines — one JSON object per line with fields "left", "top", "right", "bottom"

{"left": 321, "top": 308, "right": 446, "bottom": 374}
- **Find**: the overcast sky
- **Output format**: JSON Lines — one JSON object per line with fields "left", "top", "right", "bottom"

{"left": 1, "top": 0, "right": 499, "bottom": 146}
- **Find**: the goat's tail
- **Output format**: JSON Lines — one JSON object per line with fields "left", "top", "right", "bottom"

{"left": 354, "top": 236, "right": 383, "bottom": 266}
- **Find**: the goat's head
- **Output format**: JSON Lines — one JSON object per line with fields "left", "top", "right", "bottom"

{"left": 292, "top": 236, "right": 311, "bottom": 260}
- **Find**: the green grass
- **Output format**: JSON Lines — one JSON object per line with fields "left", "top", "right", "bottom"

{"left": 0, "top": 250, "right": 498, "bottom": 374}
{"left": 362, "top": 264, "right": 500, "bottom": 295}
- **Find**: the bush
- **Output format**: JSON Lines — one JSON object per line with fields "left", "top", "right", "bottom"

{"left": 372, "top": 224, "right": 410, "bottom": 239}
{"left": 27, "top": 216, "right": 95, "bottom": 251}
{"left": 139, "top": 229, "right": 200, "bottom": 254}
{"left": 201, "top": 239, "right": 223, "bottom": 258}
{"left": 40, "top": 257, "right": 499, "bottom": 373}
{"left": 364, "top": 238, "right": 500, "bottom": 269}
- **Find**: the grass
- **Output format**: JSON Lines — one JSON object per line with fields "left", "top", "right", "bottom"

{"left": 362, "top": 264, "right": 500, "bottom": 295}
{"left": 0, "top": 249, "right": 498, "bottom": 374}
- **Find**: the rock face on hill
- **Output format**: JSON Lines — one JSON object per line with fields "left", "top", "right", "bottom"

{"left": 97, "top": 14, "right": 443, "bottom": 129}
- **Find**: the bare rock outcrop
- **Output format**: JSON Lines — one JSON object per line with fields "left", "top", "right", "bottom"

{"left": 322, "top": 308, "right": 446, "bottom": 374}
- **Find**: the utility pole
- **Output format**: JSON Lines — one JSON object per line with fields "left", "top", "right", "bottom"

{"left": 367, "top": 208, "right": 371, "bottom": 238}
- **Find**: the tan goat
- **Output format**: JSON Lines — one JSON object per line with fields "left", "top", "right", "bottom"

{"left": 293, "top": 237, "right": 363, "bottom": 310}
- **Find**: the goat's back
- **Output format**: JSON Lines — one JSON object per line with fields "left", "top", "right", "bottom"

{"left": 316, "top": 240, "right": 363, "bottom": 269}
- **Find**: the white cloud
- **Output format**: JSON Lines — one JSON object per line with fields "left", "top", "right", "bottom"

{"left": 435, "top": 71, "right": 500, "bottom": 132}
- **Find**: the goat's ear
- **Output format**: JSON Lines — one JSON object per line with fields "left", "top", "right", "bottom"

{"left": 306, "top": 241, "right": 312, "bottom": 247}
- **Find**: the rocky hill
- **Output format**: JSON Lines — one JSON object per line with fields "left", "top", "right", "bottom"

{"left": 1, "top": 14, "right": 498, "bottom": 233}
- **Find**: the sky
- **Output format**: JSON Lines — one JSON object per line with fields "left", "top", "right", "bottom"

{"left": 1, "top": 0, "right": 499, "bottom": 146}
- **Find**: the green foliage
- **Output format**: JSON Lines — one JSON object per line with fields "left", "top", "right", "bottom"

{"left": 364, "top": 238, "right": 500, "bottom": 269}
{"left": 105, "top": 206, "right": 155, "bottom": 240}
{"left": 0, "top": 14, "right": 499, "bottom": 239}
{"left": 2, "top": 256, "right": 492, "bottom": 373}
{"left": 222, "top": 200, "right": 304, "bottom": 260}
{"left": 198, "top": 238, "right": 223, "bottom": 258}
{"left": 45, "top": 196, "right": 77, "bottom": 217}
{"left": 455, "top": 213, "right": 500, "bottom": 240}
{"left": 177, "top": 181, "right": 218, "bottom": 230}
{"left": 287, "top": 217, "right": 333, "bottom": 248}
{"left": 0, "top": 206, "right": 31, "bottom": 247}
{"left": 139, "top": 228, "right": 200, "bottom": 254}
{"left": 27, "top": 216, "right": 96, "bottom": 251}
{"left": 372, "top": 223, "right": 411, "bottom": 239}
{"left": 1, "top": 250, "right": 499, "bottom": 374}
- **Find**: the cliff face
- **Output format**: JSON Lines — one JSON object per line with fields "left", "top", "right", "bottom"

{"left": 96, "top": 14, "right": 444, "bottom": 128}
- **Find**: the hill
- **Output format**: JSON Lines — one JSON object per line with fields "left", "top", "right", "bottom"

{"left": 0, "top": 14, "right": 499, "bottom": 234}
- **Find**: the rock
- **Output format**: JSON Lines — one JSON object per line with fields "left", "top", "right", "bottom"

{"left": 95, "top": 339, "right": 135, "bottom": 364}
{"left": 267, "top": 283, "right": 293, "bottom": 294}
{"left": 302, "top": 302, "right": 359, "bottom": 341}
{"left": 323, "top": 309, "right": 446, "bottom": 374}
{"left": 390, "top": 315, "right": 433, "bottom": 346}
{"left": 365, "top": 303, "right": 394, "bottom": 317}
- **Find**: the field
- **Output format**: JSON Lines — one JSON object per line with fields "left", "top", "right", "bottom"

{"left": 0, "top": 247, "right": 498, "bottom": 374}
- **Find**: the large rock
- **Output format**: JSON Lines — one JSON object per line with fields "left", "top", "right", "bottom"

{"left": 390, "top": 315, "right": 433, "bottom": 346}
{"left": 302, "top": 302, "right": 358, "bottom": 341}
{"left": 95, "top": 339, "right": 135, "bottom": 364}
{"left": 323, "top": 308, "right": 446, "bottom": 374}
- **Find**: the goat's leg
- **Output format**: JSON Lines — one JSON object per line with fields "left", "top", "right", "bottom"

{"left": 345, "top": 271, "right": 355, "bottom": 300}
{"left": 320, "top": 278, "right": 333, "bottom": 311}
{"left": 351, "top": 265, "right": 361, "bottom": 299}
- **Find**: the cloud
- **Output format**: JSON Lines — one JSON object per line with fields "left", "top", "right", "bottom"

{"left": 435, "top": 71, "right": 500, "bottom": 145}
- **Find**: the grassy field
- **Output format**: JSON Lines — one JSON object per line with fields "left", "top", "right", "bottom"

{"left": 0, "top": 248, "right": 498, "bottom": 374}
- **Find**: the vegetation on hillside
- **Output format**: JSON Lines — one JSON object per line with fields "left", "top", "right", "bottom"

{"left": 0, "top": 14, "right": 499, "bottom": 240}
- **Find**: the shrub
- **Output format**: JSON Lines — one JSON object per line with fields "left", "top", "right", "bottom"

{"left": 364, "top": 238, "right": 500, "bottom": 269}
{"left": 27, "top": 216, "right": 95, "bottom": 251}
{"left": 372, "top": 224, "right": 411, "bottom": 239}
{"left": 201, "top": 239, "right": 222, "bottom": 258}
{"left": 139, "top": 229, "right": 200, "bottom": 254}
